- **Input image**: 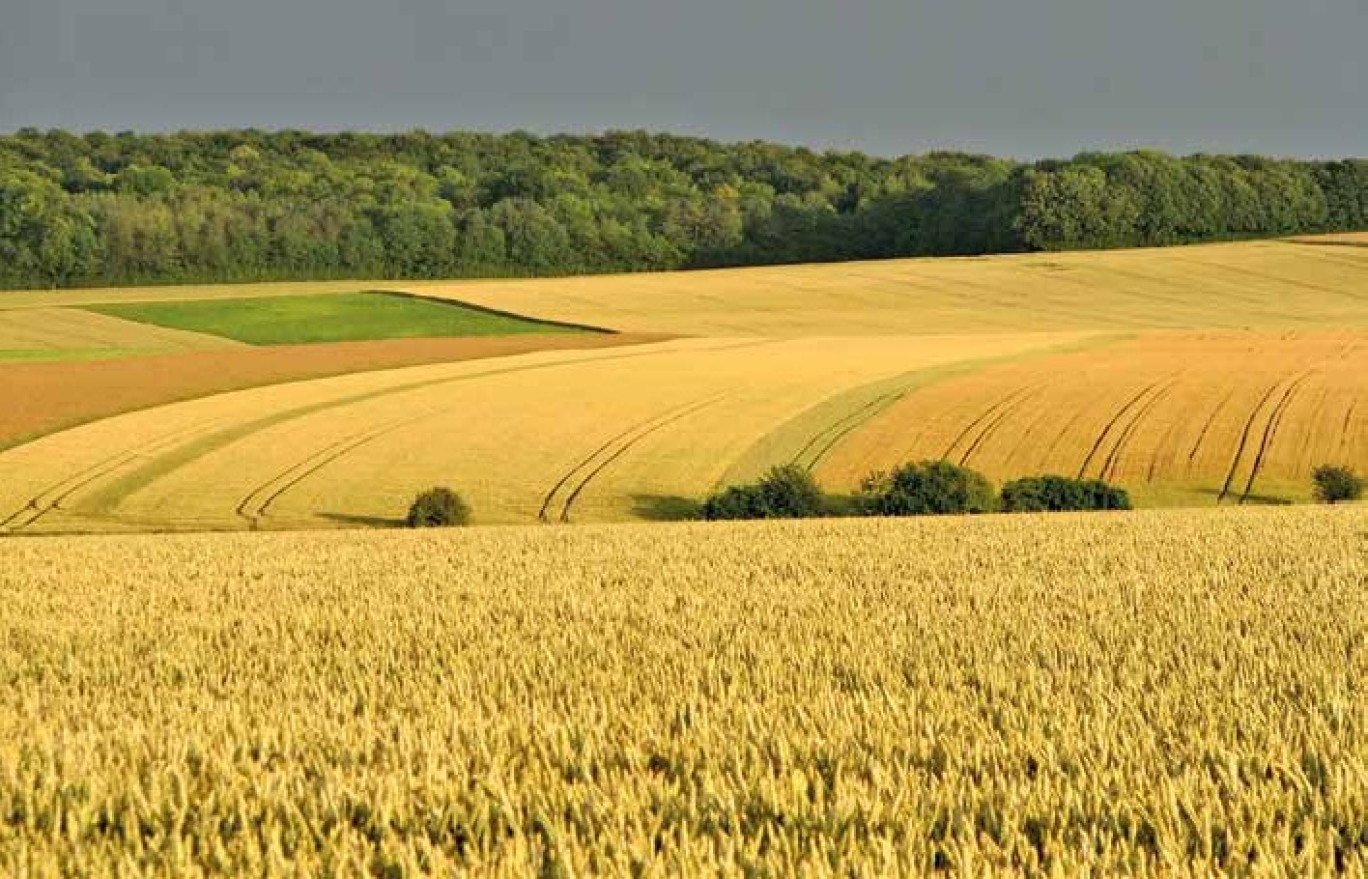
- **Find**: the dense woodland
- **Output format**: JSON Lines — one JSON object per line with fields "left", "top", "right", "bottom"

{"left": 0, "top": 129, "right": 1364, "bottom": 289}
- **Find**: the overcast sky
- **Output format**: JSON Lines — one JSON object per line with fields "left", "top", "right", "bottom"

{"left": 1, "top": 0, "right": 1363, "bottom": 159}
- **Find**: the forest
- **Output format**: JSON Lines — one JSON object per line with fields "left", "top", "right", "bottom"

{"left": 0, "top": 128, "right": 1364, "bottom": 288}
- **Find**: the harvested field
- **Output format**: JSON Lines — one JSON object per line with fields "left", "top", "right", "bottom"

{"left": 0, "top": 280, "right": 386, "bottom": 311}
{"left": 5, "top": 235, "right": 1366, "bottom": 338}
{"left": 0, "top": 307, "right": 241, "bottom": 361}
{"left": 0, "top": 332, "right": 1083, "bottom": 532}
{"left": 0, "top": 507, "right": 1364, "bottom": 874}
{"left": 410, "top": 236, "right": 1368, "bottom": 336}
{"left": 817, "top": 330, "right": 1368, "bottom": 506}
{"left": 0, "top": 332, "right": 662, "bottom": 451}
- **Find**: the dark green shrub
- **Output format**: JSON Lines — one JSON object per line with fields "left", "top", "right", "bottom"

{"left": 1312, "top": 465, "right": 1363, "bottom": 504}
{"left": 1001, "top": 475, "right": 1132, "bottom": 512}
{"left": 858, "top": 460, "right": 997, "bottom": 516}
{"left": 702, "top": 465, "right": 826, "bottom": 520}
{"left": 406, "top": 486, "right": 471, "bottom": 527}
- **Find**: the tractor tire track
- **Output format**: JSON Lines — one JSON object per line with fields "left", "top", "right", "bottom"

{"left": 1183, "top": 387, "right": 1239, "bottom": 474}
{"left": 1076, "top": 377, "right": 1170, "bottom": 480}
{"left": 1238, "top": 370, "right": 1315, "bottom": 504}
{"left": 957, "top": 383, "right": 1049, "bottom": 469}
{"left": 789, "top": 389, "right": 907, "bottom": 472}
{"left": 0, "top": 417, "right": 234, "bottom": 532}
{"left": 537, "top": 394, "right": 726, "bottom": 522}
{"left": 9, "top": 338, "right": 773, "bottom": 532}
{"left": 1099, "top": 373, "right": 1182, "bottom": 483}
{"left": 554, "top": 394, "right": 730, "bottom": 523}
{"left": 1216, "top": 377, "right": 1296, "bottom": 505}
{"left": 939, "top": 383, "right": 1039, "bottom": 463}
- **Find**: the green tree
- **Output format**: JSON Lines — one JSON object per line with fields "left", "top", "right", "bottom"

{"left": 1312, "top": 466, "right": 1363, "bottom": 504}
{"left": 858, "top": 460, "right": 997, "bottom": 516}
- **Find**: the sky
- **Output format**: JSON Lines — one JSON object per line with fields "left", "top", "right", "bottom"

{"left": 1, "top": 0, "right": 1364, "bottom": 159}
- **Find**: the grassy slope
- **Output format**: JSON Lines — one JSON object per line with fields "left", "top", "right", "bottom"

{"left": 85, "top": 292, "right": 584, "bottom": 346}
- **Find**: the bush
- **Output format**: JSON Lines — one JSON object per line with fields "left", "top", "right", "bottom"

{"left": 1312, "top": 465, "right": 1363, "bottom": 504}
{"left": 406, "top": 486, "right": 471, "bottom": 527}
{"left": 702, "top": 465, "right": 826, "bottom": 520}
{"left": 1001, "top": 475, "right": 1132, "bottom": 512}
{"left": 858, "top": 460, "right": 997, "bottom": 516}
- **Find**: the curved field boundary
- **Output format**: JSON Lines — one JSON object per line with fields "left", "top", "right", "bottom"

{"left": 1, "top": 339, "right": 767, "bottom": 532}
{"left": 368, "top": 290, "right": 618, "bottom": 335}
{"left": 720, "top": 334, "right": 1122, "bottom": 488}
{"left": 0, "top": 333, "right": 665, "bottom": 453}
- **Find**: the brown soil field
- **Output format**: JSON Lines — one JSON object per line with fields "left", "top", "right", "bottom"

{"left": 0, "top": 332, "right": 662, "bottom": 450}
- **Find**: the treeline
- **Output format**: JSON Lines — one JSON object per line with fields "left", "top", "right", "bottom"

{"left": 1, "top": 128, "right": 1364, "bottom": 289}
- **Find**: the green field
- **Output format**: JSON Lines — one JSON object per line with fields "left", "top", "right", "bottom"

{"left": 85, "top": 292, "right": 588, "bottom": 346}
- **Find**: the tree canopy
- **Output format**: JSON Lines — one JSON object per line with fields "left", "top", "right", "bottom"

{"left": 0, "top": 129, "right": 1363, "bottom": 289}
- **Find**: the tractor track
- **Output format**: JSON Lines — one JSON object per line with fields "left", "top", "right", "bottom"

{"left": 788, "top": 389, "right": 908, "bottom": 472}
{"left": 939, "top": 384, "right": 1038, "bottom": 464}
{"left": 1237, "top": 370, "right": 1315, "bottom": 504}
{"left": 1099, "top": 373, "right": 1183, "bottom": 483}
{"left": 1216, "top": 375, "right": 1300, "bottom": 504}
{"left": 1076, "top": 377, "right": 1171, "bottom": 481}
{"left": 543, "top": 393, "right": 730, "bottom": 523}
{"left": 957, "top": 383, "right": 1049, "bottom": 469}
{"left": 0, "top": 417, "right": 234, "bottom": 532}
{"left": 4, "top": 338, "right": 773, "bottom": 532}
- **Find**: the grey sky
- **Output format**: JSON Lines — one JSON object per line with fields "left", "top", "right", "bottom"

{"left": 1, "top": 0, "right": 1363, "bottom": 159}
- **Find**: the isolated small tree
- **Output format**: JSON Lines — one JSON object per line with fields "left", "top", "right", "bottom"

{"left": 1312, "top": 465, "right": 1363, "bottom": 504}
{"left": 406, "top": 486, "right": 471, "bottom": 527}
{"left": 858, "top": 460, "right": 997, "bottom": 516}
{"left": 702, "top": 465, "right": 826, "bottom": 520}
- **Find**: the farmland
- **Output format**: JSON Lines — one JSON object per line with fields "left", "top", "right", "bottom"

{"left": 86, "top": 292, "right": 588, "bottom": 346}
{"left": 0, "top": 507, "right": 1363, "bottom": 874}
{"left": 817, "top": 330, "right": 1368, "bottom": 507}
{"left": 0, "top": 235, "right": 1365, "bottom": 530}
{"left": 0, "top": 333, "right": 1084, "bottom": 532}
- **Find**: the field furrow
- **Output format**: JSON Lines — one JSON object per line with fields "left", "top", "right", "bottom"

{"left": 0, "top": 334, "right": 1079, "bottom": 530}
{"left": 820, "top": 331, "right": 1368, "bottom": 507}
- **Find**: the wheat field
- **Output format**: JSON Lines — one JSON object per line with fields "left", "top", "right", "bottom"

{"left": 818, "top": 330, "right": 1368, "bottom": 507}
{"left": 418, "top": 236, "right": 1368, "bottom": 336}
{"left": 0, "top": 506, "right": 1363, "bottom": 875}
{"left": 0, "top": 307, "right": 242, "bottom": 361}
{"left": 0, "top": 333, "right": 1082, "bottom": 532}
{"left": 0, "top": 235, "right": 1365, "bottom": 530}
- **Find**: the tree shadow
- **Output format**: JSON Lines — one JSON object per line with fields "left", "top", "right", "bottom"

{"left": 630, "top": 494, "right": 703, "bottom": 522}
{"left": 1190, "top": 488, "right": 1293, "bottom": 506}
{"left": 318, "top": 511, "right": 408, "bottom": 528}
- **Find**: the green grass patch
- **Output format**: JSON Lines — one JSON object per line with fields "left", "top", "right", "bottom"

{"left": 83, "top": 292, "right": 591, "bottom": 346}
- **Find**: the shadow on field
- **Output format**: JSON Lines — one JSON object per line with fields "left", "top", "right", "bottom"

{"left": 630, "top": 494, "right": 703, "bottom": 522}
{"left": 1192, "top": 488, "right": 1294, "bottom": 506}
{"left": 319, "top": 512, "right": 408, "bottom": 528}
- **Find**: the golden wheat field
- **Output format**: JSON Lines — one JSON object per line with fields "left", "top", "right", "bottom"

{"left": 0, "top": 507, "right": 1363, "bottom": 875}
{"left": 0, "top": 333, "right": 1083, "bottom": 532}
{"left": 419, "top": 236, "right": 1368, "bottom": 336}
{"left": 817, "top": 330, "right": 1368, "bottom": 507}
{"left": 0, "top": 235, "right": 1365, "bottom": 530}
{"left": 0, "top": 307, "right": 242, "bottom": 360}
